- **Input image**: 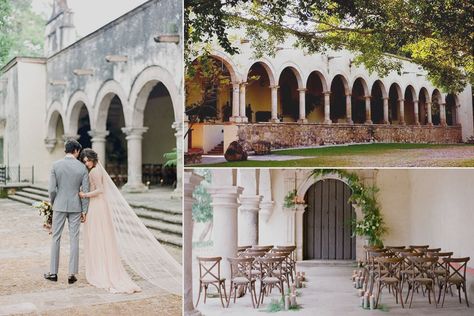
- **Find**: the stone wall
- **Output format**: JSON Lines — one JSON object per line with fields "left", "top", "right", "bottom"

{"left": 236, "top": 123, "right": 462, "bottom": 149}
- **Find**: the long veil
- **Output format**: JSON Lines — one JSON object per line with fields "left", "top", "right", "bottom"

{"left": 97, "top": 162, "right": 182, "bottom": 295}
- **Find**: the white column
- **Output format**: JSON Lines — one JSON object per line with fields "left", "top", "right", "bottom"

{"left": 230, "top": 82, "right": 240, "bottom": 122}
{"left": 62, "top": 133, "right": 80, "bottom": 142}
{"left": 184, "top": 172, "right": 203, "bottom": 316}
{"left": 121, "top": 127, "right": 149, "bottom": 192}
{"left": 259, "top": 169, "right": 274, "bottom": 223}
{"left": 323, "top": 91, "right": 331, "bottom": 124}
{"left": 297, "top": 88, "right": 307, "bottom": 123}
{"left": 413, "top": 100, "right": 420, "bottom": 125}
{"left": 383, "top": 97, "right": 389, "bottom": 124}
{"left": 440, "top": 103, "right": 447, "bottom": 126}
{"left": 239, "top": 82, "right": 248, "bottom": 123}
{"left": 345, "top": 94, "right": 353, "bottom": 124}
{"left": 295, "top": 204, "right": 307, "bottom": 261}
{"left": 364, "top": 96, "right": 372, "bottom": 124}
{"left": 172, "top": 121, "right": 183, "bottom": 197}
{"left": 183, "top": 115, "right": 189, "bottom": 153}
{"left": 208, "top": 169, "right": 242, "bottom": 280}
{"left": 398, "top": 99, "right": 406, "bottom": 125}
{"left": 270, "top": 85, "right": 279, "bottom": 122}
{"left": 427, "top": 101, "right": 433, "bottom": 126}
{"left": 88, "top": 130, "right": 109, "bottom": 165}
{"left": 237, "top": 169, "right": 261, "bottom": 246}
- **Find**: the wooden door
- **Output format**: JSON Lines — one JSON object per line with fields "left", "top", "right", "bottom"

{"left": 303, "top": 179, "right": 356, "bottom": 260}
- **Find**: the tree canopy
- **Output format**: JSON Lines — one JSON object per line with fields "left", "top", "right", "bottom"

{"left": 185, "top": 0, "right": 474, "bottom": 93}
{"left": 0, "top": 0, "right": 46, "bottom": 68}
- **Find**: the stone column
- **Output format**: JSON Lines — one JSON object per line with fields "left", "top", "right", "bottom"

{"left": 364, "top": 96, "right": 372, "bottom": 124}
{"left": 239, "top": 82, "right": 248, "bottom": 123}
{"left": 208, "top": 170, "right": 243, "bottom": 280}
{"left": 237, "top": 169, "right": 261, "bottom": 246}
{"left": 426, "top": 101, "right": 433, "bottom": 126}
{"left": 270, "top": 85, "right": 279, "bottom": 122}
{"left": 183, "top": 172, "right": 203, "bottom": 316}
{"left": 172, "top": 121, "right": 183, "bottom": 197}
{"left": 383, "top": 97, "right": 389, "bottom": 124}
{"left": 230, "top": 82, "right": 240, "bottom": 122}
{"left": 323, "top": 91, "right": 331, "bottom": 124}
{"left": 440, "top": 103, "right": 447, "bottom": 126}
{"left": 295, "top": 204, "right": 307, "bottom": 261}
{"left": 121, "top": 127, "right": 148, "bottom": 192}
{"left": 259, "top": 169, "right": 274, "bottom": 223}
{"left": 44, "top": 138, "right": 57, "bottom": 153}
{"left": 297, "top": 88, "right": 307, "bottom": 123}
{"left": 88, "top": 130, "right": 109, "bottom": 165}
{"left": 413, "top": 100, "right": 420, "bottom": 125}
{"left": 345, "top": 94, "right": 353, "bottom": 124}
{"left": 398, "top": 99, "right": 406, "bottom": 125}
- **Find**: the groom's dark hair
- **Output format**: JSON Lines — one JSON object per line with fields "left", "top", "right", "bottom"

{"left": 64, "top": 139, "right": 82, "bottom": 154}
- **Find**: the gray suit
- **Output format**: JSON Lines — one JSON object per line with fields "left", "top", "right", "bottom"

{"left": 48, "top": 156, "right": 90, "bottom": 275}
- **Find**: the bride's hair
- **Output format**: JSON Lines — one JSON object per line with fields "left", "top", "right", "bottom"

{"left": 79, "top": 148, "right": 99, "bottom": 165}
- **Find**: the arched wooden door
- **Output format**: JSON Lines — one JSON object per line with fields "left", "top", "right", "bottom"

{"left": 303, "top": 179, "right": 356, "bottom": 260}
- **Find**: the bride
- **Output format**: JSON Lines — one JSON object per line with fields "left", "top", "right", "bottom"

{"left": 78, "top": 148, "right": 181, "bottom": 294}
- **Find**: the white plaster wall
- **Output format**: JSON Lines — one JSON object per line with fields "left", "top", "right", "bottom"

{"left": 202, "top": 125, "right": 224, "bottom": 153}
{"left": 457, "top": 85, "right": 474, "bottom": 140}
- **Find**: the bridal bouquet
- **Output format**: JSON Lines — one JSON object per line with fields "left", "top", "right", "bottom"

{"left": 32, "top": 201, "right": 53, "bottom": 234}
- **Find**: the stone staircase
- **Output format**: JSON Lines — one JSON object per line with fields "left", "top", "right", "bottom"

{"left": 207, "top": 141, "right": 224, "bottom": 155}
{"left": 8, "top": 185, "right": 182, "bottom": 248}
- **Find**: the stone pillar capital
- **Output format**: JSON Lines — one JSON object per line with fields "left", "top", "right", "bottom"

{"left": 62, "top": 134, "right": 80, "bottom": 142}
{"left": 239, "top": 195, "right": 263, "bottom": 212}
{"left": 88, "top": 130, "right": 110, "bottom": 141}
{"left": 345, "top": 93, "right": 352, "bottom": 97}
{"left": 208, "top": 186, "right": 244, "bottom": 205}
{"left": 121, "top": 127, "right": 149, "bottom": 139}
{"left": 269, "top": 85, "right": 280, "bottom": 90}
{"left": 44, "top": 138, "right": 57, "bottom": 152}
{"left": 240, "top": 82, "right": 248, "bottom": 87}
{"left": 398, "top": 99, "right": 405, "bottom": 102}
{"left": 364, "top": 95, "right": 371, "bottom": 100}
{"left": 382, "top": 97, "right": 389, "bottom": 101}
{"left": 297, "top": 88, "right": 307, "bottom": 92}
{"left": 323, "top": 90, "right": 331, "bottom": 96}
{"left": 413, "top": 99, "right": 419, "bottom": 104}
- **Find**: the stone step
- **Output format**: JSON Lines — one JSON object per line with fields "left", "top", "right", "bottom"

{"left": 27, "top": 185, "right": 48, "bottom": 193}
{"left": 297, "top": 260, "right": 357, "bottom": 267}
{"left": 23, "top": 187, "right": 49, "bottom": 197}
{"left": 139, "top": 217, "right": 181, "bottom": 236}
{"left": 134, "top": 207, "right": 182, "bottom": 225}
{"left": 148, "top": 227, "right": 182, "bottom": 248}
{"left": 129, "top": 203, "right": 181, "bottom": 216}
{"left": 15, "top": 191, "right": 48, "bottom": 203}
{"left": 7, "top": 194, "right": 36, "bottom": 206}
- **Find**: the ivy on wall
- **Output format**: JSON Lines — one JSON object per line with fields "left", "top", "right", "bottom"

{"left": 309, "top": 169, "right": 387, "bottom": 247}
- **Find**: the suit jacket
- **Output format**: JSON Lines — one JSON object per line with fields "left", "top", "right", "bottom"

{"left": 48, "top": 156, "right": 90, "bottom": 213}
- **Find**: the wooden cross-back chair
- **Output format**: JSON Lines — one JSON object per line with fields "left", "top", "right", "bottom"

{"left": 196, "top": 256, "right": 227, "bottom": 308}
{"left": 227, "top": 257, "right": 258, "bottom": 308}
{"left": 375, "top": 257, "right": 405, "bottom": 309}
{"left": 439, "top": 257, "right": 470, "bottom": 307}
{"left": 255, "top": 256, "right": 285, "bottom": 307}
{"left": 405, "top": 256, "right": 438, "bottom": 308}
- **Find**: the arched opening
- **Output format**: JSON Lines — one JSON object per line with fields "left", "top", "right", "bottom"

{"left": 388, "top": 83, "right": 402, "bottom": 124}
{"left": 404, "top": 86, "right": 416, "bottom": 125}
{"left": 75, "top": 103, "right": 91, "bottom": 149}
{"left": 370, "top": 81, "right": 385, "bottom": 124}
{"left": 330, "top": 75, "right": 348, "bottom": 123}
{"left": 445, "top": 94, "right": 458, "bottom": 126}
{"left": 246, "top": 62, "right": 271, "bottom": 122}
{"left": 105, "top": 95, "right": 127, "bottom": 186}
{"left": 419, "top": 88, "right": 429, "bottom": 125}
{"left": 185, "top": 55, "right": 233, "bottom": 122}
{"left": 141, "top": 82, "right": 176, "bottom": 187}
{"left": 351, "top": 78, "right": 367, "bottom": 124}
{"left": 305, "top": 71, "right": 325, "bottom": 123}
{"left": 431, "top": 90, "right": 442, "bottom": 125}
{"left": 303, "top": 179, "right": 356, "bottom": 260}
{"left": 278, "top": 67, "right": 300, "bottom": 122}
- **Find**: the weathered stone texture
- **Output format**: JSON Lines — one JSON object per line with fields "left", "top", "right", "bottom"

{"left": 236, "top": 123, "right": 462, "bottom": 149}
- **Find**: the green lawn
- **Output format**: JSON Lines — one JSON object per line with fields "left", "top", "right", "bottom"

{"left": 190, "top": 143, "right": 474, "bottom": 167}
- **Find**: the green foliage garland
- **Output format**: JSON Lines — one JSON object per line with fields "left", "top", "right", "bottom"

{"left": 310, "top": 169, "right": 387, "bottom": 247}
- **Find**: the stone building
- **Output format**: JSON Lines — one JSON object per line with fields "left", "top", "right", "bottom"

{"left": 186, "top": 32, "right": 473, "bottom": 153}
{"left": 0, "top": 0, "right": 183, "bottom": 192}
{"left": 183, "top": 168, "right": 474, "bottom": 314}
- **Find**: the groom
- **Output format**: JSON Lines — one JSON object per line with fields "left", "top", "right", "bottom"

{"left": 44, "top": 139, "right": 90, "bottom": 284}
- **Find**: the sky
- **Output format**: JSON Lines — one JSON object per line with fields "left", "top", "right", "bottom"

{"left": 31, "top": 0, "right": 149, "bottom": 38}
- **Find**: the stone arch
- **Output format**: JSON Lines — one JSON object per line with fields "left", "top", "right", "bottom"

{"left": 329, "top": 74, "right": 350, "bottom": 123}
{"left": 129, "top": 65, "right": 179, "bottom": 127}
{"left": 351, "top": 77, "right": 369, "bottom": 124}
{"left": 66, "top": 90, "right": 92, "bottom": 134}
{"left": 419, "top": 87, "right": 431, "bottom": 125}
{"left": 244, "top": 61, "right": 275, "bottom": 122}
{"left": 45, "top": 101, "right": 65, "bottom": 140}
{"left": 276, "top": 62, "right": 304, "bottom": 89}
{"left": 208, "top": 50, "right": 241, "bottom": 83}
{"left": 388, "top": 82, "right": 403, "bottom": 124}
{"left": 431, "top": 89, "right": 444, "bottom": 125}
{"left": 305, "top": 70, "right": 328, "bottom": 123}
{"left": 404, "top": 85, "right": 417, "bottom": 125}
{"left": 371, "top": 80, "right": 387, "bottom": 124}
{"left": 93, "top": 80, "right": 129, "bottom": 131}
{"left": 446, "top": 93, "right": 459, "bottom": 126}
{"left": 243, "top": 59, "right": 276, "bottom": 86}
{"left": 297, "top": 172, "right": 364, "bottom": 261}
{"left": 329, "top": 72, "right": 350, "bottom": 95}
{"left": 278, "top": 65, "right": 304, "bottom": 121}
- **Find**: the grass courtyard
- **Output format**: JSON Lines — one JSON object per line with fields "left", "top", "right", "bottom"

{"left": 194, "top": 143, "right": 474, "bottom": 167}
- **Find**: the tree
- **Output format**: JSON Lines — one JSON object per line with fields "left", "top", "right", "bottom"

{"left": 0, "top": 0, "right": 46, "bottom": 68}
{"left": 192, "top": 169, "right": 213, "bottom": 242}
{"left": 185, "top": 0, "right": 473, "bottom": 93}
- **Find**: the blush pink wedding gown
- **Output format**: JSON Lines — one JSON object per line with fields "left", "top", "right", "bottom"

{"left": 83, "top": 166, "right": 141, "bottom": 294}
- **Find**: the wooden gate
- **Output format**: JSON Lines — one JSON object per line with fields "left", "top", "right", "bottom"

{"left": 303, "top": 179, "right": 356, "bottom": 260}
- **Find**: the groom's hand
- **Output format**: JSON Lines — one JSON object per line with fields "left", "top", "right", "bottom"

{"left": 81, "top": 212, "right": 87, "bottom": 223}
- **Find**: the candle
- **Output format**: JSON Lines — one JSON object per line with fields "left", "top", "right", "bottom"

{"left": 360, "top": 296, "right": 364, "bottom": 307}
{"left": 359, "top": 289, "right": 364, "bottom": 297}
{"left": 370, "top": 295, "right": 375, "bottom": 310}
{"left": 292, "top": 284, "right": 296, "bottom": 294}
{"left": 285, "top": 295, "right": 290, "bottom": 310}
{"left": 301, "top": 272, "right": 306, "bottom": 281}
{"left": 353, "top": 269, "right": 357, "bottom": 275}
{"left": 363, "top": 293, "right": 369, "bottom": 309}
{"left": 353, "top": 281, "right": 356, "bottom": 288}
{"left": 290, "top": 294, "right": 297, "bottom": 306}
{"left": 362, "top": 281, "right": 367, "bottom": 292}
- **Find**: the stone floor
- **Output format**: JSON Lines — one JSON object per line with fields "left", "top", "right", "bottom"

{"left": 0, "top": 199, "right": 182, "bottom": 315}
{"left": 191, "top": 248, "right": 472, "bottom": 315}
